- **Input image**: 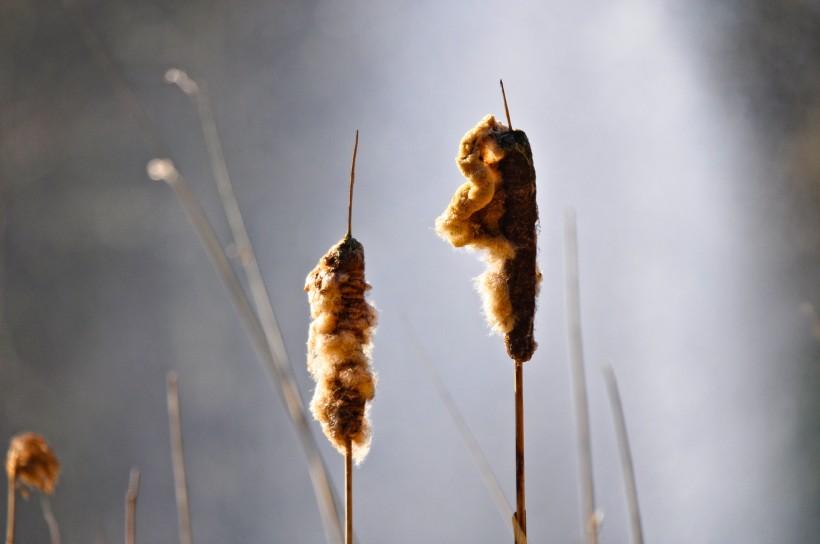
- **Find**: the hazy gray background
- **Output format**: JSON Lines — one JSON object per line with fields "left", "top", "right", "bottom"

{"left": 1, "top": 0, "right": 818, "bottom": 543}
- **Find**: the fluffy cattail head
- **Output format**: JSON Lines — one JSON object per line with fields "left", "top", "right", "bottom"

{"left": 6, "top": 432, "right": 60, "bottom": 498}
{"left": 305, "top": 236, "right": 378, "bottom": 463}
{"left": 436, "top": 114, "right": 540, "bottom": 362}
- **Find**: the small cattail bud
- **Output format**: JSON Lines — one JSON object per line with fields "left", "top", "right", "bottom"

{"left": 436, "top": 114, "right": 540, "bottom": 362}
{"left": 305, "top": 236, "right": 378, "bottom": 463}
{"left": 6, "top": 432, "right": 60, "bottom": 498}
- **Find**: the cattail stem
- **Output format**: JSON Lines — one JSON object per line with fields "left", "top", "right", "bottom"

{"left": 514, "top": 360, "right": 527, "bottom": 544}
{"left": 167, "top": 373, "right": 193, "bottom": 544}
{"left": 347, "top": 131, "right": 359, "bottom": 239}
{"left": 125, "top": 468, "right": 140, "bottom": 544}
{"left": 344, "top": 440, "right": 353, "bottom": 544}
{"left": 5, "top": 473, "right": 15, "bottom": 544}
{"left": 602, "top": 363, "right": 644, "bottom": 544}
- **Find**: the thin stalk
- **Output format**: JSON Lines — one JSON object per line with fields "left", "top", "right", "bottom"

{"left": 344, "top": 440, "right": 353, "bottom": 544}
{"left": 146, "top": 161, "right": 343, "bottom": 544}
{"left": 347, "top": 131, "right": 359, "bottom": 239}
{"left": 5, "top": 473, "right": 15, "bottom": 544}
{"left": 40, "top": 497, "right": 60, "bottom": 544}
{"left": 500, "top": 79, "right": 513, "bottom": 130}
{"left": 164, "top": 71, "right": 345, "bottom": 544}
{"left": 125, "top": 468, "right": 140, "bottom": 544}
{"left": 514, "top": 360, "right": 526, "bottom": 544}
{"left": 400, "top": 315, "right": 523, "bottom": 539}
{"left": 602, "top": 363, "right": 644, "bottom": 544}
{"left": 167, "top": 373, "right": 193, "bottom": 544}
{"left": 563, "top": 209, "right": 598, "bottom": 544}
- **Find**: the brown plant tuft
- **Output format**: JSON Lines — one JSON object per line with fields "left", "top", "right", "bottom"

{"left": 6, "top": 433, "right": 60, "bottom": 498}
{"left": 305, "top": 236, "right": 378, "bottom": 464}
{"left": 436, "top": 114, "right": 541, "bottom": 362}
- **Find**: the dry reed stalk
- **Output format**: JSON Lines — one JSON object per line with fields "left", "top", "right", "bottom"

{"left": 305, "top": 132, "right": 377, "bottom": 543}
{"left": 145, "top": 157, "right": 343, "bottom": 543}
{"left": 563, "top": 210, "right": 599, "bottom": 544}
{"left": 60, "top": 3, "right": 344, "bottom": 536}
{"left": 602, "top": 363, "right": 644, "bottom": 544}
{"left": 5, "top": 432, "right": 60, "bottom": 544}
{"left": 125, "top": 468, "right": 140, "bottom": 544}
{"left": 166, "top": 373, "right": 193, "bottom": 544}
{"left": 435, "top": 82, "right": 538, "bottom": 543}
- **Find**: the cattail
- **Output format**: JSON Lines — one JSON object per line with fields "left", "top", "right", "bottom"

{"left": 305, "top": 236, "right": 377, "bottom": 464}
{"left": 6, "top": 432, "right": 60, "bottom": 544}
{"left": 305, "top": 132, "right": 378, "bottom": 466}
{"left": 6, "top": 433, "right": 60, "bottom": 499}
{"left": 436, "top": 113, "right": 541, "bottom": 362}
{"left": 436, "top": 85, "right": 539, "bottom": 542}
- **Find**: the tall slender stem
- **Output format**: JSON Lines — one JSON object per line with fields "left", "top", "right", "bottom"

{"left": 602, "top": 363, "right": 644, "bottom": 544}
{"left": 564, "top": 209, "right": 598, "bottom": 544}
{"left": 125, "top": 468, "right": 140, "bottom": 544}
{"left": 514, "top": 360, "right": 526, "bottom": 544}
{"left": 5, "top": 474, "right": 15, "bottom": 544}
{"left": 344, "top": 440, "right": 353, "bottom": 544}
{"left": 167, "top": 373, "right": 193, "bottom": 544}
{"left": 146, "top": 159, "right": 343, "bottom": 544}
{"left": 164, "top": 71, "right": 345, "bottom": 543}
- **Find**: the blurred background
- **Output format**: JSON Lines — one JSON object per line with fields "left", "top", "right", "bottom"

{"left": 1, "top": 0, "right": 818, "bottom": 542}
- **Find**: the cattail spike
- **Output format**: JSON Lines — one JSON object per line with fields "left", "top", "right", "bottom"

{"left": 347, "top": 130, "right": 359, "bottom": 240}
{"left": 500, "top": 80, "right": 513, "bottom": 130}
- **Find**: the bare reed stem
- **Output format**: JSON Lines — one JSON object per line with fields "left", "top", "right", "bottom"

{"left": 602, "top": 363, "right": 644, "bottom": 544}
{"left": 163, "top": 72, "right": 345, "bottom": 544}
{"left": 125, "top": 468, "right": 140, "bottom": 544}
{"left": 345, "top": 440, "right": 353, "bottom": 544}
{"left": 167, "top": 373, "right": 193, "bottom": 544}
{"left": 40, "top": 497, "right": 60, "bottom": 544}
{"left": 563, "top": 209, "right": 598, "bottom": 544}
{"left": 514, "top": 360, "right": 526, "bottom": 543}
{"left": 5, "top": 472, "right": 15, "bottom": 544}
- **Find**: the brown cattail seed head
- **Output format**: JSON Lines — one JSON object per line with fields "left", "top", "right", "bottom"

{"left": 6, "top": 432, "right": 60, "bottom": 498}
{"left": 436, "top": 114, "right": 541, "bottom": 362}
{"left": 305, "top": 236, "right": 377, "bottom": 463}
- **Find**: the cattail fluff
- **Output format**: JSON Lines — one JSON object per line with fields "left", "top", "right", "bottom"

{"left": 436, "top": 114, "right": 541, "bottom": 362}
{"left": 6, "top": 432, "right": 60, "bottom": 498}
{"left": 305, "top": 236, "right": 377, "bottom": 463}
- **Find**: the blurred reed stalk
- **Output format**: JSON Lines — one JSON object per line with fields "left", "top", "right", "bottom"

{"left": 602, "top": 363, "right": 644, "bottom": 544}
{"left": 167, "top": 373, "right": 193, "bottom": 544}
{"left": 58, "top": 2, "right": 344, "bottom": 539}
{"left": 563, "top": 209, "right": 599, "bottom": 544}
{"left": 163, "top": 68, "right": 346, "bottom": 544}
{"left": 125, "top": 468, "right": 140, "bottom": 544}
{"left": 40, "top": 497, "right": 60, "bottom": 544}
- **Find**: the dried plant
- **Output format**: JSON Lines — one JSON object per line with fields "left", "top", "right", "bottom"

{"left": 435, "top": 114, "right": 541, "bottom": 362}
{"left": 305, "top": 133, "right": 378, "bottom": 466}
{"left": 435, "top": 83, "right": 539, "bottom": 543}
{"left": 5, "top": 432, "right": 60, "bottom": 544}
{"left": 305, "top": 236, "right": 378, "bottom": 464}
